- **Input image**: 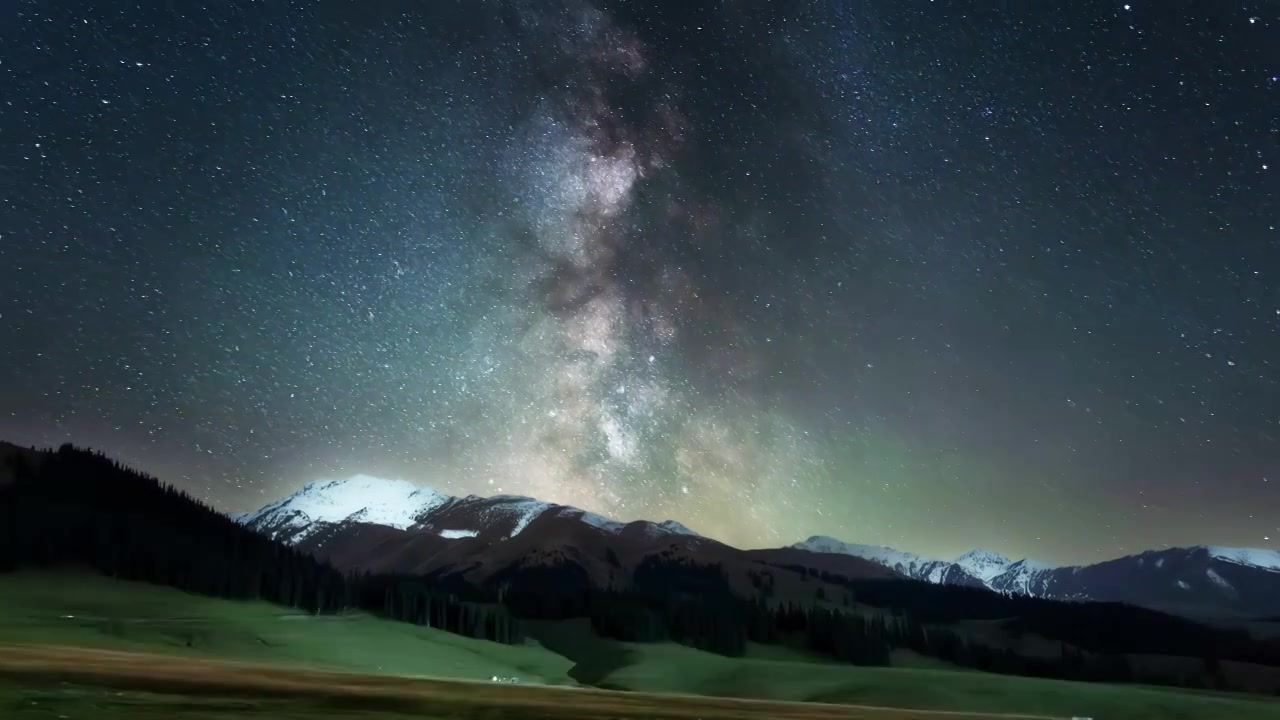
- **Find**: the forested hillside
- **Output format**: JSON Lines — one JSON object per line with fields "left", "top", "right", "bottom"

{"left": 0, "top": 444, "right": 519, "bottom": 644}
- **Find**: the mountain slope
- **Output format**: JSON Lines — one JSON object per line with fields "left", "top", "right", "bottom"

{"left": 985, "top": 546, "right": 1280, "bottom": 618}
{"left": 1, "top": 443, "right": 347, "bottom": 611}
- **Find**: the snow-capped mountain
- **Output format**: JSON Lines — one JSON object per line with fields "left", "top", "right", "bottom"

{"left": 568, "top": 509, "right": 696, "bottom": 538}
{"left": 1205, "top": 546, "right": 1280, "bottom": 572}
{"left": 235, "top": 475, "right": 702, "bottom": 549}
{"left": 954, "top": 549, "right": 1015, "bottom": 583}
{"left": 791, "top": 535, "right": 1280, "bottom": 617}
{"left": 234, "top": 475, "right": 451, "bottom": 544}
{"left": 986, "top": 558, "right": 1059, "bottom": 596}
{"left": 996, "top": 546, "right": 1280, "bottom": 617}
{"left": 234, "top": 477, "right": 1278, "bottom": 618}
{"left": 234, "top": 476, "right": 895, "bottom": 595}
{"left": 792, "top": 536, "right": 985, "bottom": 586}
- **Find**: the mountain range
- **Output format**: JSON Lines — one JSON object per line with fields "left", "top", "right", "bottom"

{"left": 233, "top": 476, "right": 896, "bottom": 604}
{"left": 236, "top": 476, "right": 1280, "bottom": 618}
{"left": 7, "top": 442, "right": 1280, "bottom": 695}
{"left": 791, "top": 535, "right": 1280, "bottom": 618}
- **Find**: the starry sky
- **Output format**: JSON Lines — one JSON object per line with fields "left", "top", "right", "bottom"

{"left": 1, "top": 1, "right": 1276, "bottom": 564}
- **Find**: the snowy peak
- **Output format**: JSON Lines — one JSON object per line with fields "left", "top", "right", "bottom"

{"left": 792, "top": 537, "right": 922, "bottom": 566}
{"left": 790, "top": 538, "right": 1058, "bottom": 590}
{"left": 275, "top": 475, "right": 448, "bottom": 528}
{"left": 569, "top": 508, "right": 626, "bottom": 533}
{"left": 793, "top": 536, "right": 932, "bottom": 565}
{"left": 234, "top": 474, "right": 450, "bottom": 543}
{"left": 953, "top": 548, "right": 1014, "bottom": 582}
{"left": 237, "top": 477, "right": 702, "bottom": 546}
{"left": 1203, "top": 546, "right": 1280, "bottom": 572}
{"left": 791, "top": 537, "right": 961, "bottom": 584}
{"left": 556, "top": 510, "right": 699, "bottom": 539}
{"left": 654, "top": 519, "right": 698, "bottom": 536}
{"left": 623, "top": 518, "right": 702, "bottom": 541}
{"left": 793, "top": 536, "right": 895, "bottom": 557}
{"left": 988, "top": 558, "right": 1058, "bottom": 596}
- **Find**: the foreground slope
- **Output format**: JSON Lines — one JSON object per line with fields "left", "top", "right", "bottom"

{"left": 526, "top": 619, "right": 1280, "bottom": 717}
{"left": 0, "top": 646, "right": 1061, "bottom": 720}
{"left": 2, "top": 574, "right": 1277, "bottom": 720}
{"left": 0, "top": 571, "right": 573, "bottom": 684}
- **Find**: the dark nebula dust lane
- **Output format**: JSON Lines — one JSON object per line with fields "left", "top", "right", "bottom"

{"left": 0, "top": 1, "right": 1276, "bottom": 562}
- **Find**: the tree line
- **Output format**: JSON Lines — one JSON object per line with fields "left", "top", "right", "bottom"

{"left": 477, "top": 555, "right": 1280, "bottom": 693}
{"left": 779, "top": 563, "right": 1280, "bottom": 669}
{"left": 0, "top": 444, "right": 519, "bottom": 644}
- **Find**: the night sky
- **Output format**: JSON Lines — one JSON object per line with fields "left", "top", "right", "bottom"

{"left": 1, "top": 1, "right": 1276, "bottom": 564}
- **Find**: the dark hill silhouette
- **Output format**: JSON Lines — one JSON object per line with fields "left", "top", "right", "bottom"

{"left": 0, "top": 443, "right": 519, "bottom": 644}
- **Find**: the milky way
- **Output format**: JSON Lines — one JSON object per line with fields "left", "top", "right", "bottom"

{"left": 445, "top": 0, "right": 835, "bottom": 544}
{"left": 1, "top": 1, "right": 1276, "bottom": 561}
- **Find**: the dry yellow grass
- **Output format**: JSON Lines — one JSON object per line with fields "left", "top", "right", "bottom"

{"left": 0, "top": 643, "right": 1064, "bottom": 720}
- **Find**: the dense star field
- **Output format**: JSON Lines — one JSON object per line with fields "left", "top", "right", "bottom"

{"left": 0, "top": 1, "right": 1275, "bottom": 563}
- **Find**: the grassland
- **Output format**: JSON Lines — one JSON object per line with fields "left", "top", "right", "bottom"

{"left": 526, "top": 618, "right": 1280, "bottom": 719}
{"left": 0, "top": 570, "right": 576, "bottom": 685}
{"left": 0, "top": 645, "right": 1055, "bottom": 720}
{"left": 2, "top": 571, "right": 1278, "bottom": 720}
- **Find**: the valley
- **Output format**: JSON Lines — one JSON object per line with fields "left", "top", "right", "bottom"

{"left": 2, "top": 571, "right": 1278, "bottom": 720}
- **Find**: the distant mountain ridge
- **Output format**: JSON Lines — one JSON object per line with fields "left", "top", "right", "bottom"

{"left": 235, "top": 476, "right": 1280, "bottom": 618}
{"left": 790, "top": 536, "right": 1055, "bottom": 591}
{"left": 954, "top": 548, "right": 1019, "bottom": 583}
{"left": 793, "top": 535, "right": 1280, "bottom": 618}
{"left": 788, "top": 536, "right": 989, "bottom": 587}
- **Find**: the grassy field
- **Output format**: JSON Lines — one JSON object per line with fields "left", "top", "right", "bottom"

{"left": 0, "top": 570, "right": 576, "bottom": 685}
{"left": 527, "top": 618, "right": 1280, "bottom": 719}
{"left": 1, "top": 571, "right": 1278, "bottom": 720}
{"left": 601, "top": 644, "right": 1280, "bottom": 719}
